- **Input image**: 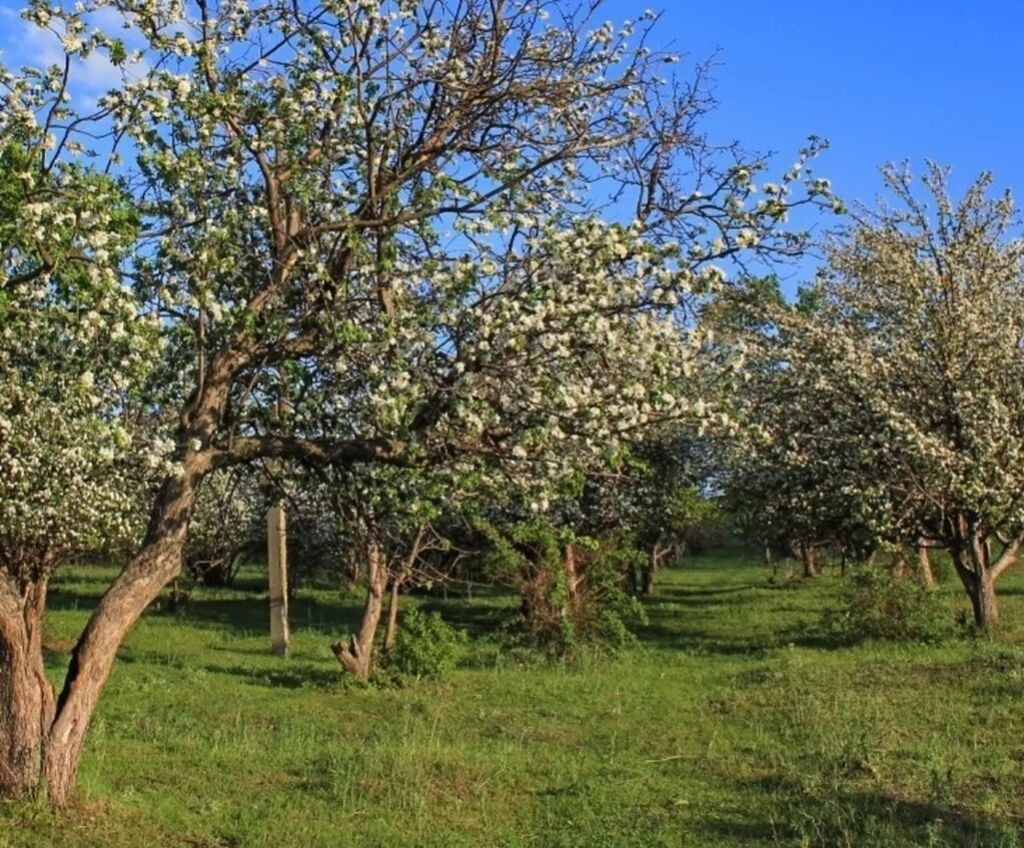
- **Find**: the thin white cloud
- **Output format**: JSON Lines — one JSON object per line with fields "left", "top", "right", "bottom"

{"left": 1, "top": 10, "right": 148, "bottom": 103}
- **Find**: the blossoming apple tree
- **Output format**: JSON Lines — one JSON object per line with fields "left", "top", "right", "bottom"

{"left": 0, "top": 0, "right": 833, "bottom": 803}
{"left": 723, "top": 165, "right": 1024, "bottom": 623}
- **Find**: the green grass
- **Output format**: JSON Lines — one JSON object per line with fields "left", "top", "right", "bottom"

{"left": 5, "top": 550, "right": 1024, "bottom": 847}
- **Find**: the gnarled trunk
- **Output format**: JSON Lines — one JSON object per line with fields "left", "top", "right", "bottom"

{"left": 948, "top": 524, "right": 1020, "bottom": 631}
{"left": 0, "top": 456, "right": 208, "bottom": 806}
{"left": 961, "top": 568, "right": 998, "bottom": 629}
{"left": 41, "top": 465, "right": 204, "bottom": 805}
{"left": 0, "top": 578, "right": 54, "bottom": 798}
{"left": 331, "top": 539, "right": 388, "bottom": 679}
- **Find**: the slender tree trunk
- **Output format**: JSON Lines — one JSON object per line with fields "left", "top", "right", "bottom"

{"left": 640, "top": 546, "right": 661, "bottom": 596}
{"left": 0, "top": 577, "right": 55, "bottom": 798}
{"left": 383, "top": 577, "right": 401, "bottom": 653}
{"left": 563, "top": 543, "right": 583, "bottom": 615}
{"left": 916, "top": 542, "right": 936, "bottom": 590}
{"left": 331, "top": 539, "right": 388, "bottom": 679}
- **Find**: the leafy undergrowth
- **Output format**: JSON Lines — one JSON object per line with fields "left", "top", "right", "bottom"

{"left": 5, "top": 552, "right": 1024, "bottom": 847}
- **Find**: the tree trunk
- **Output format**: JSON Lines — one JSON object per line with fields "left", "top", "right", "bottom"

{"left": 950, "top": 539, "right": 999, "bottom": 631}
{"left": 38, "top": 463, "right": 205, "bottom": 805}
{"left": 799, "top": 543, "right": 817, "bottom": 578}
{"left": 625, "top": 561, "right": 638, "bottom": 596}
{"left": 563, "top": 543, "right": 583, "bottom": 615}
{"left": 0, "top": 578, "right": 55, "bottom": 798}
{"left": 331, "top": 539, "right": 388, "bottom": 679}
{"left": 640, "top": 546, "right": 661, "bottom": 596}
{"left": 384, "top": 577, "right": 401, "bottom": 653}
{"left": 890, "top": 552, "right": 908, "bottom": 580}
{"left": 967, "top": 569, "right": 999, "bottom": 630}
{"left": 916, "top": 543, "right": 936, "bottom": 590}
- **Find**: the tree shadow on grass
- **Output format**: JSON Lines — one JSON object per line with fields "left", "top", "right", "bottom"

{"left": 152, "top": 594, "right": 364, "bottom": 636}
{"left": 700, "top": 775, "right": 1021, "bottom": 847}
{"left": 113, "top": 646, "right": 344, "bottom": 690}
{"left": 644, "top": 584, "right": 758, "bottom": 602}
{"left": 196, "top": 661, "right": 343, "bottom": 690}
{"left": 415, "top": 598, "right": 513, "bottom": 638}
{"left": 634, "top": 619, "right": 785, "bottom": 656}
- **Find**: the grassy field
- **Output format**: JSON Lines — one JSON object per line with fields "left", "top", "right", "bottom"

{"left": 4, "top": 550, "right": 1024, "bottom": 847}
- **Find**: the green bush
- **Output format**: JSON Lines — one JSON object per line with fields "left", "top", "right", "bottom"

{"left": 824, "top": 566, "right": 951, "bottom": 643}
{"left": 481, "top": 520, "right": 647, "bottom": 655}
{"left": 382, "top": 608, "right": 467, "bottom": 681}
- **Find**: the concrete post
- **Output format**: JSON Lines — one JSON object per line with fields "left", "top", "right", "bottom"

{"left": 267, "top": 503, "right": 289, "bottom": 656}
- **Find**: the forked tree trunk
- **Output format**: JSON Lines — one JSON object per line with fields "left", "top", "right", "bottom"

{"left": 798, "top": 543, "right": 817, "bottom": 578}
{"left": 331, "top": 539, "right": 388, "bottom": 679}
{"left": 0, "top": 459, "right": 208, "bottom": 806}
{"left": 41, "top": 465, "right": 205, "bottom": 805}
{"left": 948, "top": 527, "right": 1021, "bottom": 631}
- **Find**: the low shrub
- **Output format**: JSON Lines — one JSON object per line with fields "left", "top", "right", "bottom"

{"left": 381, "top": 608, "right": 467, "bottom": 681}
{"left": 824, "top": 566, "right": 951, "bottom": 643}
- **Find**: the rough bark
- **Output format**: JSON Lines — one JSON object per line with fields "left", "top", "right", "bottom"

{"left": 0, "top": 577, "right": 54, "bottom": 798}
{"left": 948, "top": 525, "right": 1020, "bottom": 631}
{"left": 331, "top": 539, "right": 388, "bottom": 679}
{"left": 40, "top": 462, "right": 206, "bottom": 805}
{"left": 0, "top": 460, "right": 205, "bottom": 805}
{"left": 960, "top": 567, "right": 999, "bottom": 629}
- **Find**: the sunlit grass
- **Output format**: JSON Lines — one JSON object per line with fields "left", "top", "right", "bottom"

{"left": 4, "top": 550, "right": 1024, "bottom": 846}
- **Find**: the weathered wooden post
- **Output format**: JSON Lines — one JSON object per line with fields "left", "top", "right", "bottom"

{"left": 267, "top": 503, "right": 290, "bottom": 656}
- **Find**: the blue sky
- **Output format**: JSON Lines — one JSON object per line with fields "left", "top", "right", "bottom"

{"left": 615, "top": 1, "right": 1024, "bottom": 195}
{"left": 607, "top": 0, "right": 1024, "bottom": 286}
{"left": 2, "top": 0, "right": 1022, "bottom": 286}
